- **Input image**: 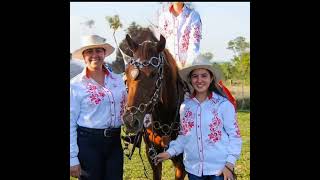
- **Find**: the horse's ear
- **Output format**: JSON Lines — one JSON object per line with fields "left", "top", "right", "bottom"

{"left": 157, "top": 34, "right": 166, "bottom": 52}
{"left": 126, "top": 34, "right": 138, "bottom": 52}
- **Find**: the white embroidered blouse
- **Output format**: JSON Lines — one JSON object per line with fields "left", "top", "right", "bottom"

{"left": 70, "top": 66, "right": 127, "bottom": 166}
{"left": 166, "top": 92, "right": 242, "bottom": 176}
{"left": 157, "top": 4, "right": 202, "bottom": 69}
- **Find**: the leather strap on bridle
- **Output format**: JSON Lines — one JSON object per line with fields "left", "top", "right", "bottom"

{"left": 127, "top": 131, "right": 143, "bottom": 160}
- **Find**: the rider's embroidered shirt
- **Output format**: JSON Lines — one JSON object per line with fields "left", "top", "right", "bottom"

{"left": 166, "top": 92, "right": 242, "bottom": 176}
{"left": 157, "top": 4, "right": 202, "bottom": 69}
{"left": 70, "top": 66, "right": 127, "bottom": 166}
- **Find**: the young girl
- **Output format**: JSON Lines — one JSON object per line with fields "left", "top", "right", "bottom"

{"left": 155, "top": 54, "right": 242, "bottom": 180}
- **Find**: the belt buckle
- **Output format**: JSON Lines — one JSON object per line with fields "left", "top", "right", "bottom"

{"left": 103, "top": 128, "right": 112, "bottom": 137}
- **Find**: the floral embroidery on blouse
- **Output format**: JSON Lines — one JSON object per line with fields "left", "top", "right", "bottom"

{"left": 180, "top": 26, "right": 191, "bottom": 53}
{"left": 86, "top": 83, "right": 105, "bottom": 105}
{"left": 193, "top": 23, "right": 202, "bottom": 43}
{"left": 234, "top": 114, "right": 241, "bottom": 137}
{"left": 162, "top": 20, "right": 172, "bottom": 39}
{"left": 181, "top": 108, "right": 194, "bottom": 135}
{"left": 208, "top": 110, "right": 222, "bottom": 143}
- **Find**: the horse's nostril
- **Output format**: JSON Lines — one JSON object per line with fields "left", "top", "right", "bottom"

{"left": 123, "top": 113, "right": 133, "bottom": 124}
{"left": 133, "top": 118, "right": 140, "bottom": 129}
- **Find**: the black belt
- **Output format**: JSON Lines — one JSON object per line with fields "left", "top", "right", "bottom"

{"left": 78, "top": 126, "right": 121, "bottom": 138}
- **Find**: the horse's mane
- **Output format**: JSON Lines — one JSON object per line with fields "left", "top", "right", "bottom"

{"left": 162, "top": 48, "right": 178, "bottom": 89}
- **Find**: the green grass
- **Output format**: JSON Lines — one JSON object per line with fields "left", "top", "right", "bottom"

{"left": 71, "top": 112, "right": 250, "bottom": 180}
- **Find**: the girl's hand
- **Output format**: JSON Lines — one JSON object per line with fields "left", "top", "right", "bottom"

{"left": 222, "top": 163, "right": 235, "bottom": 180}
{"left": 154, "top": 152, "right": 171, "bottom": 165}
{"left": 70, "top": 164, "right": 81, "bottom": 178}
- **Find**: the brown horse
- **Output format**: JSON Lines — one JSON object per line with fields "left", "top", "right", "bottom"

{"left": 122, "top": 31, "right": 187, "bottom": 180}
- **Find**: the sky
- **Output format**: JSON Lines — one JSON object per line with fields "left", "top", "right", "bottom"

{"left": 70, "top": 2, "right": 250, "bottom": 62}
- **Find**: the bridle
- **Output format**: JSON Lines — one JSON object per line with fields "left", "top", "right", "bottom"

{"left": 122, "top": 52, "right": 166, "bottom": 165}
{"left": 122, "top": 44, "right": 183, "bottom": 179}
{"left": 124, "top": 53, "right": 165, "bottom": 134}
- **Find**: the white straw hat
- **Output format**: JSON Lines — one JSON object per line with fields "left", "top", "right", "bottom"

{"left": 72, "top": 35, "right": 115, "bottom": 60}
{"left": 179, "top": 54, "right": 222, "bottom": 83}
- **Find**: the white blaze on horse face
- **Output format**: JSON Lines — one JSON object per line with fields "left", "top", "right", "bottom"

{"left": 144, "top": 114, "right": 152, "bottom": 128}
{"left": 130, "top": 66, "right": 139, "bottom": 80}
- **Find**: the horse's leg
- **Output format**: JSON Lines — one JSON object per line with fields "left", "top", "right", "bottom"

{"left": 144, "top": 140, "right": 162, "bottom": 180}
{"left": 171, "top": 154, "right": 186, "bottom": 180}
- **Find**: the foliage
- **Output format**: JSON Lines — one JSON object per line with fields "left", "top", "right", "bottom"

{"left": 201, "top": 52, "right": 214, "bottom": 60}
{"left": 106, "top": 15, "right": 123, "bottom": 33}
{"left": 214, "top": 36, "right": 250, "bottom": 83}
{"left": 219, "top": 62, "right": 236, "bottom": 80}
{"left": 124, "top": 22, "right": 143, "bottom": 37}
{"left": 106, "top": 15, "right": 123, "bottom": 47}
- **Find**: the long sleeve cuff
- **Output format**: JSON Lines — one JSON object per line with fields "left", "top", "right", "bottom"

{"left": 226, "top": 155, "right": 237, "bottom": 165}
{"left": 70, "top": 157, "right": 80, "bottom": 167}
{"left": 166, "top": 147, "right": 177, "bottom": 158}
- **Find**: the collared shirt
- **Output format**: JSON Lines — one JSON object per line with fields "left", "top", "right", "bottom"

{"left": 166, "top": 92, "right": 242, "bottom": 176}
{"left": 70, "top": 65, "right": 127, "bottom": 166}
{"left": 158, "top": 4, "right": 202, "bottom": 69}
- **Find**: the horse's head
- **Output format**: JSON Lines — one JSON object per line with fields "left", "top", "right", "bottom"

{"left": 123, "top": 34, "right": 166, "bottom": 134}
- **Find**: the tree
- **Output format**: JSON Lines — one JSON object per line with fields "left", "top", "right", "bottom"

{"left": 227, "top": 36, "right": 250, "bottom": 109}
{"left": 125, "top": 22, "right": 142, "bottom": 37}
{"left": 201, "top": 52, "right": 214, "bottom": 60}
{"left": 105, "top": 15, "right": 124, "bottom": 74}
{"left": 227, "top": 36, "right": 249, "bottom": 57}
{"left": 219, "top": 62, "right": 234, "bottom": 81}
{"left": 106, "top": 15, "right": 123, "bottom": 47}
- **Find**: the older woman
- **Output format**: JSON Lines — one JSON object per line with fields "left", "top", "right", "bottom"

{"left": 70, "top": 34, "right": 127, "bottom": 180}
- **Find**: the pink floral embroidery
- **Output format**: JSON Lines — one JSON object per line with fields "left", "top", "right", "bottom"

{"left": 234, "top": 114, "right": 241, "bottom": 137}
{"left": 161, "top": 20, "right": 172, "bottom": 39}
{"left": 208, "top": 111, "right": 222, "bottom": 143}
{"left": 120, "top": 92, "right": 126, "bottom": 118}
{"left": 181, "top": 108, "right": 194, "bottom": 135}
{"left": 180, "top": 26, "right": 191, "bottom": 53}
{"left": 163, "top": 20, "right": 169, "bottom": 32}
{"left": 86, "top": 83, "right": 105, "bottom": 105}
{"left": 193, "top": 23, "right": 201, "bottom": 43}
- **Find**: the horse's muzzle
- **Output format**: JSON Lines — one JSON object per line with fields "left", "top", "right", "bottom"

{"left": 123, "top": 112, "right": 143, "bottom": 134}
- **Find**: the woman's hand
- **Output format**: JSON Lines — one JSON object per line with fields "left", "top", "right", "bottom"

{"left": 154, "top": 152, "right": 171, "bottom": 165}
{"left": 70, "top": 164, "right": 81, "bottom": 178}
{"left": 222, "top": 163, "right": 235, "bottom": 180}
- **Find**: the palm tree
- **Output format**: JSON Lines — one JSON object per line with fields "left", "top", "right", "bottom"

{"left": 106, "top": 15, "right": 123, "bottom": 48}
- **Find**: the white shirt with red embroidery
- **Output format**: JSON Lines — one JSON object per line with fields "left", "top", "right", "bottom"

{"left": 70, "top": 67, "right": 127, "bottom": 167}
{"left": 166, "top": 92, "right": 242, "bottom": 176}
{"left": 157, "top": 4, "right": 202, "bottom": 69}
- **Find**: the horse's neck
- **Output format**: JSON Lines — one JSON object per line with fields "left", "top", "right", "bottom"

{"left": 158, "top": 75, "right": 182, "bottom": 123}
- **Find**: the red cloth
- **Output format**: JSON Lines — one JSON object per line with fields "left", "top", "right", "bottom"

{"left": 218, "top": 80, "right": 237, "bottom": 110}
